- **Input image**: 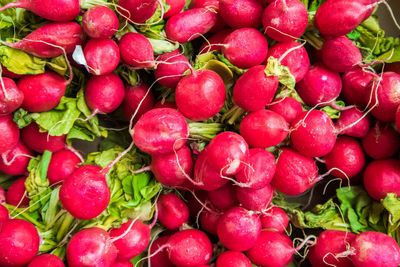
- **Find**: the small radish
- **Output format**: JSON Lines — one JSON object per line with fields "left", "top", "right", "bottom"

{"left": 199, "top": 29, "right": 232, "bottom": 54}
{"left": 84, "top": 38, "right": 120, "bottom": 75}
{"left": 240, "top": 109, "right": 289, "bottom": 148}
{"left": 233, "top": 65, "right": 279, "bottom": 112}
{"left": 157, "top": 192, "right": 189, "bottom": 230}
{"left": 336, "top": 107, "right": 370, "bottom": 138}
{"left": 268, "top": 97, "right": 303, "bottom": 124}
{"left": 6, "top": 177, "right": 29, "bottom": 207}
{"left": 208, "top": 183, "right": 238, "bottom": 212}
{"left": 175, "top": 69, "right": 225, "bottom": 121}
{"left": 119, "top": 33, "right": 155, "bottom": 68}
{"left": 0, "top": 77, "right": 24, "bottom": 115}
{"left": 0, "top": 114, "right": 20, "bottom": 154}
{"left": 117, "top": 0, "right": 158, "bottom": 24}
{"left": 219, "top": 0, "right": 264, "bottom": 29}
{"left": 0, "top": 140, "right": 34, "bottom": 176}
{"left": 272, "top": 148, "right": 318, "bottom": 195}
{"left": 21, "top": 122, "right": 66, "bottom": 153}
{"left": 66, "top": 227, "right": 117, "bottom": 267}
{"left": 362, "top": 123, "right": 400, "bottom": 159}
{"left": 188, "top": 0, "right": 226, "bottom": 33}
{"left": 260, "top": 207, "right": 289, "bottom": 232}
{"left": 47, "top": 149, "right": 82, "bottom": 185}
{"left": 82, "top": 6, "right": 119, "bottom": 38}
{"left": 216, "top": 251, "right": 252, "bottom": 267}
{"left": 262, "top": 0, "right": 308, "bottom": 42}
{"left": 149, "top": 236, "right": 173, "bottom": 267}
{"left": 342, "top": 68, "right": 374, "bottom": 109}
{"left": 122, "top": 83, "right": 155, "bottom": 123}
{"left": 236, "top": 184, "right": 274, "bottom": 211}
{"left": 0, "top": 219, "right": 39, "bottom": 267}
{"left": 154, "top": 50, "right": 189, "bottom": 88}
{"left": 0, "top": 204, "right": 8, "bottom": 223}
{"left": 200, "top": 209, "right": 221, "bottom": 235}
{"left": 132, "top": 108, "right": 189, "bottom": 155}
{"left": 164, "top": 0, "right": 186, "bottom": 18}
{"left": 28, "top": 254, "right": 64, "bottom": 267}
{"left": 0, "top": 187, "right": 5, "bottom": 203}
{"left": 217, "top": 206, "right": 262, "bottom": 251}
{"left": 222, "top": 28, "right": 269, "bottom": 69}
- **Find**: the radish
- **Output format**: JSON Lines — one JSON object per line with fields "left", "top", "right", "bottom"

{"left": 208, "top": 183, "right": 238, "bottom": 211}
{"left": 18, "top": 71, "right": 68, "bottom": 112}
{"left": 0, "top": 77, "right": 24, "bottom": 115}
{"left": 1, "top": 65, "right": 22, "bottom": 79}
{"left": 336, "top": 107, "right": 370, "bottom": 138}
{"left": 363, "top": 159, "right": 400, "bottom": 201}
{"left": 200, "top": 209, "right": 221, "bottom": 235}
{"left": 186, "top": 190, "right": 208, "bottom": 218}
{"left": 0, "top": 140, "right": 34, "bottom": 176}
{"left": 117, "top": 0, "right": 158, "bottom": 24}
{"left": 82, "top": 6, "right": 119, "bottom": 38}
{"left": 262, "top": 0, "right": 308, "bottom": 42}
{"left": 21, "top": 122, "right": 66, "bottom": 153}
{"left": 296, "top": 63, "right": 342, "bottom": 107}
{"left": 322, "top": 36, "right": 362, "bottom": 73}
{"left": 350, "top": 231, "right": 400, "bottom": 267}
{"left": 85, "top": 73, "right": 125, "bottom": 114}
{"left": 268, "top": 97, "right": 303, "bottom": 124}
{"left": 6, "top": 177, "right": 29, "bottom": 207}
{"left": 157, "top": 192, "right": 189, "bottom": 230}
{"left": 122, "top": 83, "right": 155, "bottom": 123}
{"left": 0, "top": 219, "right": 39, "bottom": 266}
{"left": 199, "top": 29, "right": 232, "bottom": 54}
{"left": 342, "top": 68, "right": 374, "bottom": 109}
{"left": 266, "top": 41, "right": 310, "bottom": 82}
{"left": 153, "top": 100, "right": 176, "bottom": 109}
{"left": 290, "top": 110, "right": 337, "bottom": 157}
{"left": 164, "top": 0, "right": 186, "bottom": 18}
{"left": 222, "top": 28, "right": 269, "bottom": 69}
{"left": 216, "top": 251, "right": 252, "bottom": 267}
{"left": 154, "top": 50, "right": 190, "bottom": 88}
{"left": 132, "top": 108, "right": 189, "bottom": 155}
{"left": 219, "top": 0, "right": 264, "bottom": 29}
{"left": 188, "top": 0, "right": 226, "bottom": 33}
{"left": 0, "top": 115, "right": 19, "bottom": 154}
{"left": 175, "top": 69, "right": 225, "bottom": 121}
{"left": 362, "top": 122, "right": 400, "bottom": 159}
{"left": 0, "top": 0, "right": 79, "bottom": 22}
{"left": 112, "top": 262, "right": 133, "bottom": 267}
{"left": 397, "top": 105, "right": 400, "bottom": 132}
{"left": 236, "top": 184, "right": 274, "bottom": 211}
{"left": 0, "top": 187, "right": 5, "bottom": 203}
{"left": 233, "top": 65, "right": 279, "bottom": 111}
{"left": 27, "top": 254, "right": 64, "bottom": 267}
{"left": 119, "top": 33, "right": 155, "bottom": 68}
{"left": 66, "top": 227, "right": 117, "bottom": 267}
{"left": 387, "top": 62, "right": 400, "bottom": 74}
{"left": 272, "top": 148, "right": 318, "bottom": 195}
{"left": 47, "top": 149, "right": 82, "bottom": 185}
{"left": 165, "top": 8, "right": 218, "bottom": 43}
{"left": 260, "top": 207, "right": 289, "bottom": 232}
{"left": 0, "top": 204, "right": 8, "bottom": 223}
{"left": 149, "top": 236, "right": 173, "bottom": 267}
{"left": 84, "top": 38, "right": 120, "bottom": 75}
{"left": 308, "top": 230, "right": 356, "bottom": 267}
{"left": 217, "top": 206, "right": 262, "bottom": 251}
{"left": 240, "top": 109, "right": 289, "bottom": 148}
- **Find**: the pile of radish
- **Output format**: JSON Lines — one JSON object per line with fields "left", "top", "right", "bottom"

{"left": 1, "top": 0, "right": 400, "bottom": 266}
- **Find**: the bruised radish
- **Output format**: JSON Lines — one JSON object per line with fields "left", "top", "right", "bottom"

{"left": 216, "top": 251, "right": 252, "bottom": 267}
{"left": 67, "top": 227, "right": 117, "bottom": 267}
{"left": 154, "top": 50, "right": 190, "bottom": 88}
{"left": 119, "top": 33, "right": 154, "bottom": 68}
{"left": 0, "top": 140, "right": 33, "bottom": 176}
{"left": 268, "top": 97, "right": 303, "bottom": 124}
{"left": 157, "top": 192, "right": 189, "bottom": 230}
{"left": 0, "top": 77, "right": 23, "bottom": 115}
{"left": 21, "top": 122, "right": 66, "bottom": 153}
{"left": 117, "top": 0, "right": 158, "bottom": 24}
{"left": 362, "top": 123, "right": 400, "bottom": 159}
{"left": 208, "top": 183, "right": 238, "bottom": 212}
{"left": 175, "top": 69, "right": 225, "bottom": 121}
{"left": 272, "top": 148, "right": 318, "bottom": 195}
{"left": 84, "top": 38, "right": 120, "bottom": 75}
{"left": 199, "top": 29, "right": 232, "bottom": 54}
{"left": 0, "top": 204, "right": 8, "bottom": 223}
{"left": 336, "top": 107, "right": 370, "bottom": 138}
{"left": 164, "top": 0, "right": 186, "bottom": 17}
{"left": 6, "top": 177, "right": 29, "bottom": 207}
{"left": 28, "top": 254, "right": 64, "bottom": 267}
{"left": 260, "top": 207, "right": 289, "bottom": 232}
{"left": 262, "top": 0, "right": 308, "bottom": 42}
{"left": 82, "top": 6, "right": 119, "bottom": 38}
{"left": 47, "top": 149, "right": 81, "bottom": 185}
{"left": 149, "top": 236, "right": 173, "bottom": 267}
{"left": 342, "top": 68, "right": 374, "bottom": 108}
{"left": 219, "top": 0, "right": 264, "bottom": 29}
{"left": 0, "top": 115, "right": 19, "bottom": 154}
{"left": 236, "top": 184, "right": 274, "bottom": 211}
{"left": 122, "top": 83, "right": 155, "bottom": 123}
{"left": 200, "top": 209, "right": 221, "bottom": 235}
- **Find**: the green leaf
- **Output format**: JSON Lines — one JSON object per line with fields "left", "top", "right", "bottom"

{"left": 13, "top": 108, "right": 33, "bottom": 128}
{"left": 320, "top": 100, "right": 345, "bottom": 119}
{"left": 148, "top": 38, "right": 179, "bottom": 55}
{"left": 347, "top": 30, "right": 361, "bottom": 41}
{"left": 265, "top": 57, "right": 296, "bottom": 90}
{"left": 0, "top": 45, "right": 46, "bottom": 75}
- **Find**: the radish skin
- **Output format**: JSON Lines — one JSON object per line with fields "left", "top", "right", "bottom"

{"left": 0, "top": 77, "right": 23, "bottom": 115}
{"left": 0, "top": 114, "right": 20, "bottom": 154}
{"left": 82, "top": 6, "right": 119, "bottom": 39}
{"left": 6, "top": 177, "right": 29, "bottom": 207}
{"left": 21, "top": 122, "right": 66, "bottom": 153}
{"left": 0, "top": 140, "right": 33, "bottom": 176}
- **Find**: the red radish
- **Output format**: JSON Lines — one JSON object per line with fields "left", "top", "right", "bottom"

{"left": 219, "top": 0, "right": 264, "bottom": 29}
{"left": 222, "top": 28, "right": 269, "bottom": 69}
{"left": 84, "top": 38, "right": 120, "bottom": 75}
{"left": 18, "top": 71, "right": 67, "bottom": 112}
{"left": 149, "top": 236, "right": 173, "bottom": 267}
{"left": 82, "top": 6, "right": 119, "bottom": 38}
{"left": 47, "top": 149, "right": 81, "bottom": 185}
{"left": 153, "top": 100, "right": 176, "bottom": 109}
{"left": 363, "top": 159, "right": 400, "bottom": 201}
{"left": 233, "top": 65, "right": 279, "bottom": 111}
{"left": 236, "top": 184, "right": 274, "bottom": 211}
{"left": 188, "top": 0, "right": 226, "bottom": 33}
{"left": 200, "top": 209, "right": 221, "bottom": 235}
{"left": 3, "top": 22, "right": 84, "bottom": 58}
{"left": 199, "top": 29, "right": 232, "bottom": 54}
{"left": 236, "top": 148, "right": 276, "bottom": 189}
{"left": 322, "top": 36, "right": 362, "bottom": 73}
{"left": 0, "top": 115, "right": 19, "bottom": 154}
{"left": 0, "top": 77, "right": 23, "bottom": 115}
{"left": 217, "top": 206, "right": 262, "bottom": 251}
{"left": 208, "top": 183, "right": 238, "bottom": 211}
{"left": 67, "top": 227, "right": 117, "bottom": 267}
{"left": 0, "top": 219, "right": 39, "bottom": 266}
{"left": 366, "top": 72, "right": 400, "bottom": 122}
{"left": 123, "top": 83, "right": 155, "bottom": 123}
{"left": 187, "top": 191, "right": 209, "bottom": 217}
{"left": 240, "top": 109, "right": 289, "bottom": 148}
{"left": 112, "top": 262, "right": 133, "bottom": 267}
{"left": 296, "top": 63, "right": 342, "bottom": 107}
{"left": 0, "top": 140, "right": 33, "bottom": 176}
{"left": 165, "top": 8, "right": 218, "bottom": 43}
{"left": 119, "top": 33, "right": 154, "bottom": 68}
{"left": 267, "top": 41, "right": 310, "bottom": 82}
{"left": 291, "top": 110, "right": 337, "bottom": 157}
{"left": 6, "top": 177, "right": 29, "bottom": 207}
{"left": 387, "top": 62, "right": 400, "bottom": 75}
{"left": 362, "top": 123, "right": 400, "bottom": 159}
{"left": 272, "top": 148, "right": 318, "bottom": 195}
{"left": 132, "top": 108, "right": 189, "bottom": 155}
{"left": 28, "top": 254, "right": 64, "bottom": 267}
{"left": 324, "top": 136, "right": 365, "bottom": 179}
{"left": 262, "top": 0, "right": 308, "bottom": 42}
{"left": 157, "top": 192, "right": 189, "bottom": 230}
{"left": 216, "top": 251, "right": 252, "bottom": 267}
{"left": 85, "top": 73, "right": 125, "bottom": 114}
{"left": 336, "top": 107, "right": 370, "bottom": 138}
{"left": 109, "top": 220, "right": 150, "bottom": 261}
{"left": 0, "top": 204, "right": 8, "bottom": 223}
{"left": 1, "top": 65, "right": 22, "bottom": 79}
{"left": 21, "top": 122, "right": 66, "bottom": 153}
{"left": 164, "top": 0, "right": 186, "bottom": 17}
{"left": 154, "top": 50, "right": 190, "bottom": 88}
{"left": 59, "top": 165, "right": 110, "bottom": 220}
{"left": 260, "top": 207, "right": 289, "bottom": 232}
{"left": 0, "top": 0, "right": 79, "bottom": 22}
{"left": 351, "top": 231, "right": 400, "bottom": 267}
{"left": 342, "top": 68, "right": 374, "bottom": 108}
{"left": 0, "top": 187, "right": 5, "bottom": 203}
{"left": 268, "top": 97, "right": 303, "bottom": 124}
{"left": 117, "top": 0, "right": 158, "bottom": 24}
{"left": 308, "top": 230, "right": 356, "bottom": 267}
{"left": 175, "top": 69, "right": 225, "bottom": 121}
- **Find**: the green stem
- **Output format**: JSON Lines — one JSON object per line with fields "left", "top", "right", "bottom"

{"left": 227, "top": 107, "right": 245, "bottom": 125}
{"left": 221, "top": 105, "right": 240, "bottom": 122}
{"left": 189, "top": 122, "right": 224, "bottom": 139}
{"left": 46, "top": 209, "right": 67, "bottom": 231}
{"left": 303, "top": 32, "right": 324, "bottom": 50}
{"left": 39, "top": 150, "right": 52, "bottom": 183}
{"left": 56, "top": 213, "right": 75, "bottom": 242}
{"left": 3, "top": 203, "right": 45, "bottom": 229}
